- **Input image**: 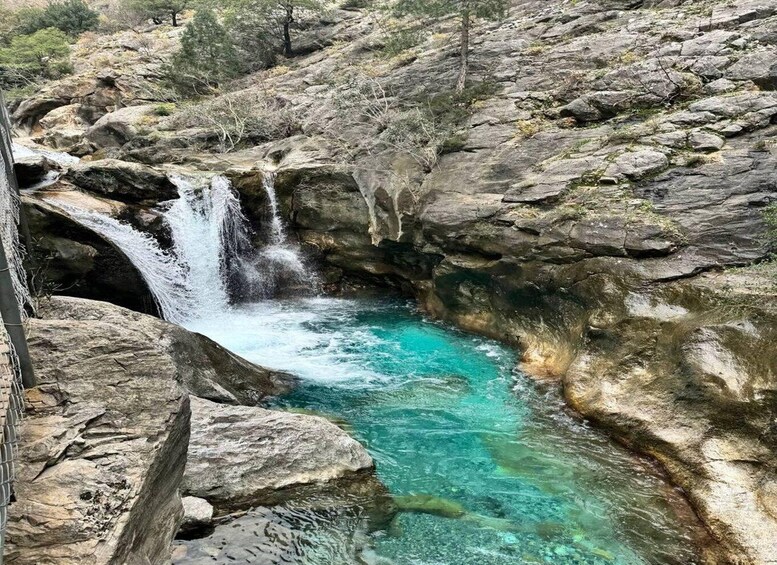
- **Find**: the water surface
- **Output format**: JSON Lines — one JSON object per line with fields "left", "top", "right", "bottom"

{"left": 183, "top": 297, "right": 702, "bottom": 565}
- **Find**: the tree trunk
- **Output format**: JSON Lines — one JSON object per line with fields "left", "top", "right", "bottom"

{"left": 171, "top": 11, "right": 178, "bottom": 26}
{"left": 283, "top": 4, "right": 294, "bottom": 57}
{"left": 456, "top": 7, "right": 470, "bottom": 93}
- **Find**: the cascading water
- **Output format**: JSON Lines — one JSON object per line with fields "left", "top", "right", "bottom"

{"left": 236, "top": 171, "right": 316, "bottom": 298}
{"left": 163, "top": 174, "right": 252, "bottom": 318}
{"left": 58, "top": 205, "right": 193, "bottom": 322}
{"left": 56, "top": 172, "right": 313, "bottom": 323}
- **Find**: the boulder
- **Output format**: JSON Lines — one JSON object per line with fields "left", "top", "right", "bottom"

{"left": 65, "top": 159, "right": 177, "bottom": 205}
{"left": 85, "top": 105, "right": 158, "bottom": 149}
{"left": 33, "top": 297, "right": 294, "bottom": 405}
{"left": 179, "top": 497, "right": 214, "bottom": 537}
{"left": 183, "top": 396, "right": 376, "bottom": 511}
{"left": 5, "top": 298, "right": 191, "bottom": 565}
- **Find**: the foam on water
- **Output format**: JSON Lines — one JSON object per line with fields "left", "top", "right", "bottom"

{"left": 181, "top": 298, "right": 705, "bottom": 565}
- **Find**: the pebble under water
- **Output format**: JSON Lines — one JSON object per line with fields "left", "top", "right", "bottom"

{"left": 178, "top": 297, "right": 704, "bottom": 565}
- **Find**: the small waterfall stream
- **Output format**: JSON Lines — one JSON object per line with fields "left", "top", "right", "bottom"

{"left": 57, "top": 171, "right": 313, "bottom": 323}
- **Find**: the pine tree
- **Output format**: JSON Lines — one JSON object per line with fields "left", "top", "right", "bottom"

{"left": 394, "top": 0, "right": 508, "bottom": 92}
{"left": 221, "top": 0, "right": 325, "bottom": 58}
{"left": 126, "top": 0, "right": 189, "bottom": 26}
{"left": 170, "top": 8, "right": 241, "bottom": 91}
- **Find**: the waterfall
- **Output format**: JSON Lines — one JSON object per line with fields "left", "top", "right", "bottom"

{"left": 59, "top": 206, "right": 193, "bottom": 323}
{"left": 56, "top": 171, "right": 315, "bottom": 323}
{"left": 263, "top": 172, "right": 286, "bottom": 245}
{"left": 238, "top": 172, "right": 316, "bottom": 298}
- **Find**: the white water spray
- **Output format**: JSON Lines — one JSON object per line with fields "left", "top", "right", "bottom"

{"left": 59, "top": 205, "right": 193, "bottom": 323}
{"left": 57, "top": 171, "right": 315, "bottom": 322}
{"left": 239, "top": 172, "right": 316, "bottom": 298}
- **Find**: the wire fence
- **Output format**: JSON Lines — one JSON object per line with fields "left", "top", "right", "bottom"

{"left": 0, "top": 91, "right": 31, "bottom": 563}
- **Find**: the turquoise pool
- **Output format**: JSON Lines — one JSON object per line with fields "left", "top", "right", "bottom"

{"left": 182, "top": 297, "right": 704, "bottom": 564}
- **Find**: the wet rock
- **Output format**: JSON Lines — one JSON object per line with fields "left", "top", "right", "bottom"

{"left": 23, "top": 195, "right": 160, "bottom": 315}
{"left": 65, "top": 159, "right": 177, "bottom": 205}
{"left": 13, "top": 155, "right": 58, "bottom": 188}
{"left": 183, "top": 397, "right": 375, "bottom": 512}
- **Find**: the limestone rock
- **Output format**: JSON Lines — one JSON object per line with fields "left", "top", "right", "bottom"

{"left": 183, "top": 396, "right": 375, "bottom": 511}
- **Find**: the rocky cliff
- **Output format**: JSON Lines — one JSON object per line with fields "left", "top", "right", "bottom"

{"left": 9, "top": 0, "right": 777, "bottom": 563}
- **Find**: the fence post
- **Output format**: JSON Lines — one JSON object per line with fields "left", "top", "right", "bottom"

{"left": 0, "top": 92, "right": 35, "bottom": 389}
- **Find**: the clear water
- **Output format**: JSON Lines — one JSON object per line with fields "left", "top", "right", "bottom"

{"left": 183, "top": 297, "right": 703, "bottom": 565}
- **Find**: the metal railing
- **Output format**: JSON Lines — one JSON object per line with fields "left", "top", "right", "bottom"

{"left": 0, "top": 90, "right": 35, "bottom": 562}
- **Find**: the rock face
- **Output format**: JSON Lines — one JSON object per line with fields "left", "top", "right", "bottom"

{"left": 65, "top": 159, "right": 178, "bottom": 205}
{"left": 183, "top": 396, "right": 376, "bottom": 511}
{"left": 5, "top": 296, "right": 297, "bottom": 564}
{"left": 32, "top": 297, "right": 293, "bottom": 404}
{"left": 5, "top": 298, "right": 191, "bottom": 565}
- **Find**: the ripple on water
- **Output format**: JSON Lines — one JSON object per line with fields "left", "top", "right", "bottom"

{"left": 179, "top": 298, "right": 705, "bottom": 565}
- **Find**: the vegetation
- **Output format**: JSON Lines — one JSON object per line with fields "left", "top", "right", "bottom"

{"left": 219, "top": 0, "right": 325, "bottom": 58}
{"left": 125, "top": 0, "right": 189, "bottom": 26}
{"left": 765, "top": 203, "right": 777, "bottom": 255}
{"left": 168, "top": 8, "right": 242, "bottom": 94}
{"left": 0, "top": 28, "right": 72, "bottom": 89}
{"left": 393, "top": 0, "right": 508, "bottom": 92}
{"left": 15, "top": 0, "right": 99, "bottom": 37}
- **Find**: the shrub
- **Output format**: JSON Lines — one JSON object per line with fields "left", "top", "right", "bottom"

{"left": 16, "top": 0, "right": 99, "bottom": 37}
{"left": 0, "top": 28, "right": 72, "bottom": 89}
{"left": 765, "top": 203, "right": 777, "bottom": 254}
{"left": 168, "top": 91, "right": 300, "bottom": 152}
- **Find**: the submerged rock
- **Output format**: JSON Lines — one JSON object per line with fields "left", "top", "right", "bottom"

{"left": 183, "top": 396, "right": 378, "bottom": 512}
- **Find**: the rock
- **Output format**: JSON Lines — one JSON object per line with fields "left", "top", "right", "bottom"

{"left": 605, "top": 149, "right": 669, "bottom": 180}
{"left": 34, "top": 296, "right": 293, "bottom": 405}
{"left": 179, "top": 497, "right": 214, "bottom": 536}
{"left": 559, "top": 91, "right": 633, "bottom": 122}
{"left": 5, "top": 298, "right": 191, "bottom": 565}
{"left": 183, "top": 396, "right": 375, "bottom": 511}
{"left": 727, "top": 49, "right": 777, "bottom": 90}
{"left": 13, "top": 155, "right": 58, "bottom": 188}
{"left": 65, "top": 159, "right": 177, "bottom": 205}
{"left": 688, "top": 130, "right": 725, "bottom": 152}
{"left": 85, "top": 105, "right": 158, "bottom": 149}
{"left": 564, "top": 281, "right": 777, "bottom": 564}
{"left": 23, "top": 195, "right": 160, "bottom": 315}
